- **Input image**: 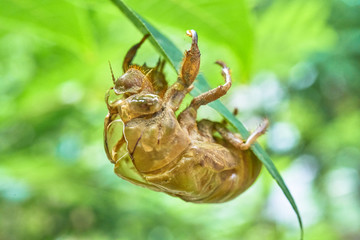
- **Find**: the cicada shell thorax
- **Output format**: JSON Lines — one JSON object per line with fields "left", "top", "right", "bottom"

{"left": 124, "top": 108, "right": 191, "bottom": 173}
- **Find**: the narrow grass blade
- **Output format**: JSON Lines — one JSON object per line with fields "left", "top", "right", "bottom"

{"left": 110, "top": 0, "right": 303, "bottom": 238}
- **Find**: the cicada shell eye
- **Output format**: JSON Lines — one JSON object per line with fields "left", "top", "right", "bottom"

{"left": 107, "top": 88, "right": 124, "bottom": 107}
{"left": 114, "top": 68, "right": 152, "bottom": 95}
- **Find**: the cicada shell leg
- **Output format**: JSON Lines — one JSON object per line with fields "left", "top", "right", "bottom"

{"left": 104, "top": 118, "right": 125, "bottom": 163}
{"left": 197, "top": 117, "right": 269, "bottom": 151}
{"left": 146, "top": 58, "right": 168, "bottom": 98}
{"left": 214, "top": 119, "right": 269, "bottom": 150}
{"left": 122, "top": 34, "right": 150, "bottom": 73}
{"left": 104, "top": 113, "right": 114, "bottom": 162}
{"left": 178, "top": 61, "right": 232, "bottom": 134}
{"left": 179, "top": 30, "right": 200, "bottom": 87}
{"left": 238, "top": 119, "right": 269, "bottom": 150}
{"left": 164, "top": 30, "right": 200, "bottom": 111}
{"left": 190, "top": 61, "right": 232, "bottom": 110}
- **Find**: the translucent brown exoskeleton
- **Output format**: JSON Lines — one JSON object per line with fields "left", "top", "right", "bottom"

{"left": 104, "top": 30, "right": 269, "bottom": 203}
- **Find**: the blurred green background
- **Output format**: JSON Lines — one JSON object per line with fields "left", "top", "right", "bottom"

{"left": 1, "top": 0, "right": 359, "bottom": 239}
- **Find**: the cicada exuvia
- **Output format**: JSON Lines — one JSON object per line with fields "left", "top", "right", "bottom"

{"left": 104, "top": 30, "right": 268, "bottom": 203}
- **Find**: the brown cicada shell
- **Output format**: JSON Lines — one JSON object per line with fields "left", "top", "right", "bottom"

{"left": 104, "top": 30, "right": 268, "bottom": 203}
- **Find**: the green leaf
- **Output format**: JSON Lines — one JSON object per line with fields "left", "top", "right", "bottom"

{"left": 254, "top": 0, "right": 335, "bottom": 77}
{"left": 110, "top": 0, "right": 303, "bottom": 239}
{"left": 121, "top": 0, "right": 254, "bottom": 80}
{"left": 0, "top": 0, "right": 95, "bottom": 59}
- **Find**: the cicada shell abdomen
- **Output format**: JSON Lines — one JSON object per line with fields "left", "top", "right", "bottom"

{"left": 142, "top": 142, "right": 262, "bottom": 203}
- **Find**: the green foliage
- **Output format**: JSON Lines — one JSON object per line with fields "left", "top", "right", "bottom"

{"left": 0, "top": 0, "right": 359, "bottom": 240}
{"left": 111, "top": 0, "right": 303, "bottom": 237}
{"left": 253, "top": 0, "right": 336, "bottom": 76}
{"left": 121, "top": 0, "right": 254, "bottom": 80}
